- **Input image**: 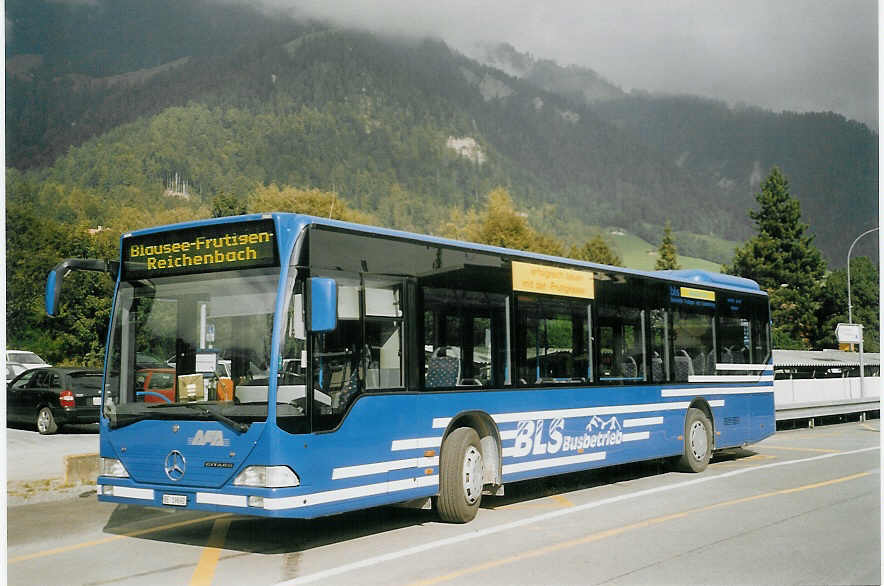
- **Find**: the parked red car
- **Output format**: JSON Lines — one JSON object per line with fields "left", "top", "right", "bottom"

{"left": 134, "top": 368, "right": 176, "bottom": 403}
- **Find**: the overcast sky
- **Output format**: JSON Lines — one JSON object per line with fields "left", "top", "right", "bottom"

{"left": 280, "top": 0, "right": 878, "bottom": 129}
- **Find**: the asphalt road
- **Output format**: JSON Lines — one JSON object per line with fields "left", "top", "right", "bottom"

{"left": 6, "top": 420, "right": 881, "bottom": 586}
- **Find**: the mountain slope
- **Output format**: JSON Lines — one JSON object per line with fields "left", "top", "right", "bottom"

{"left": 471, "top": 43, "right": 878, "bottom": 265}
{"left": 590, "top": 95, "right": 878, "bottom": 264}
{"left": 12, "top": 19, "right": 743, "bottom": 247}
{"left": 6, "top": 0, "right": 876, "bottom": 265}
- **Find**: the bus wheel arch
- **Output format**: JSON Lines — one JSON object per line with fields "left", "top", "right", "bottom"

{"left": 440, "top": 411, "right": 502, "bottom": 487}
{"left": 435, "top": 412, "right": 501, "bottom": 523}
{"left": 688, "top": 397, "right": 715, "bottom": 439}
{"left": 675, "top": 402, "right": 714, "bottom": 472}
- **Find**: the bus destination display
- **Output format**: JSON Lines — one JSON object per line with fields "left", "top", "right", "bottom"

{"left": 122, "top": 219, "right": 278, "bottom": 279}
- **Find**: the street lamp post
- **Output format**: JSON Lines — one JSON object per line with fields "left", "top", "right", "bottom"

{"left": 845, "top": 226, "right": 878, "bottom": 399}
{"left": 846, "top": 227, "right": 879, "bottom": 324}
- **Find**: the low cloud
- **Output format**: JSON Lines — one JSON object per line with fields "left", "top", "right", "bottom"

{"left": 269, "top": 0, "right": 877, "bottom": 128}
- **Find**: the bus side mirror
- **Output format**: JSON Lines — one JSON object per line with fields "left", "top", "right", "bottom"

{"left": 308, "top": 277, "right": 337, "bottom": 332}
{"left": 46, "top": 258, "right": 120, "bottom": 317}
{"left": 46, "top": 270, "right": 62, "bottom": 317}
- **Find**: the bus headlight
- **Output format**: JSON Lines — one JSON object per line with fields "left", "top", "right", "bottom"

{"left": 233, "top": 465, "right": 300, "bottom": 488}
{"left": 100, "top": 457, "right": 130, "bottom": 478}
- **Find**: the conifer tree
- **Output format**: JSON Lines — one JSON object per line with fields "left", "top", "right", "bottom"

{"left": 726, "top": 167, "right": 826, "bottom": 348}
{"left": 655, "top": 220, "right": 681, "bottom": 270}
{"left": 211, "top": 192, "right": 247, "bottom": 218}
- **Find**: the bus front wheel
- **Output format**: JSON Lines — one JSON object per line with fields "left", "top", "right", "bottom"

{"left": 436, "top": 427, "right": 484, "bottom": 523}
{"left": 675, "top": 408, "right": 712, "bottom": 472}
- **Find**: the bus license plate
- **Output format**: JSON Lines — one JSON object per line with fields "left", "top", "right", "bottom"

{"left": 163, "top": 494, "right": 187, "bottom": 506}
{"left": 92, "top": 397, "right": 102, "bottom": 406}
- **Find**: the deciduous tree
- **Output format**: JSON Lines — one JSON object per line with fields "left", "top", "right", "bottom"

{"left": 814, "top": 256, "right": 879, "bottom": 351}
{"left": 568, "top": 234, "right": 623, "bottom": 266}
{"left": 246, "top": 184, "right": 374, "bottom": 224}
{"left": 443, "top": 187, "right": 565, "bottom": 256}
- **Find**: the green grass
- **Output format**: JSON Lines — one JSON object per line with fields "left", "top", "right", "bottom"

{"left": 607, "top": 229, "right": 724, "bottom": 272}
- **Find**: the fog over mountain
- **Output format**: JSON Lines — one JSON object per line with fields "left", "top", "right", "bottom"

{"left": 282, "top": 0, "right": 878, "bottom": 129}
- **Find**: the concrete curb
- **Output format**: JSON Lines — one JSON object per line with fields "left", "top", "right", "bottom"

{"left": 65, "top": 452, "right": 100, "bottom": 485}
{"left": 6, "top": 452, "right": 100, "bottom": 506}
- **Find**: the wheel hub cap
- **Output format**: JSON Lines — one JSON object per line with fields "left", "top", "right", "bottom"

{"left": 462, "top": 446, "right": 483, "bottom": 505}
{"left": 689, "top": 421, "right": 708, "bottom": 461}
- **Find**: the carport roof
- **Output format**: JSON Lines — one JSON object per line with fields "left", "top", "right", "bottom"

{"left": 773, "top": 349, "right": 880, "bottom": 367}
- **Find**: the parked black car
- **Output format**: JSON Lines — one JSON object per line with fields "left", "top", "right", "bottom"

{"left": 6, "top": 367, "right": 103, "bottom": 434}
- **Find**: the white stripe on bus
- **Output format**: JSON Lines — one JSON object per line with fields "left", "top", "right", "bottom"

{"left": 499, "top": 429, "right": 518, "bottom": 440}
{"left": 662, "top": 387, "right": 772, "bottom": 397}
{"left": 622, "top": 431, "right": 651, "bottom": 442}
{"left": 109, "top": 486, "right": 154, "bottom": 500}
{"left": 502, "top": 451, "right": 606, "bottom": 474}
{"left": 623, "top": 416, "right": 664, "bottom": 428}
{"left": 196, "top": 492, "right": 247, "bottom": 507}
{"left": 263, "top": 475, "right": 439, "bottom": 510}
{"left": 332, "top": 457, "right": 439, "bottom": 480}
{"left": 434, "top": 401, "right": 694, "bottom": 429}
{"left": 688, "top": 375, "right": 774, "bottom": 383}
{"left": 715, "top": 363, "right": 773, "bottom": 371}
{"left": 390, "top": 437, "right": 443, "bottom": 451}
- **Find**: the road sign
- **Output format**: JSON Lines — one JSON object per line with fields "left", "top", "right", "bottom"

{"left": 836, "top": 323, "right": 863, "bottom": 344}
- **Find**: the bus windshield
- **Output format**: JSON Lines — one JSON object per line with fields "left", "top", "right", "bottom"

{"left": 105, "top": 267, "right": 279, "bottom": 429}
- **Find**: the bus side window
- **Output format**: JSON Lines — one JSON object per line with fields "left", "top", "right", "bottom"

{"left": 671, "top": 307, "right": 714, "bottom": 381}
{"left": 515, "top": 295, "right": 591, "bottom": 385}
{"left": 649, "top": 309, "right": 670, "bottom": 382}
{"left": 364, "top": 278, "right": 404, "bottom": 390}
{"left": 597, "top": 305, "right": 646, "bottom": 384}
{"left": 422, "top": 288, "right": 508, "bottom": 389}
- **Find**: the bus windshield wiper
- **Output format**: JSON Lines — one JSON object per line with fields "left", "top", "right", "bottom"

{"left": 150, "top": 402, "right": 248, "bottom": 433}
{"left": 181, "top": 403, "right": 249, "bottom": 434}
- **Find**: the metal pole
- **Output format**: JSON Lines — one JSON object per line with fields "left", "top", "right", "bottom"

{"left": 846, "top": 227, "right": 879, "bottom": 324}
{"left": 859, "top": 334, "right": 864, "bottom": 397}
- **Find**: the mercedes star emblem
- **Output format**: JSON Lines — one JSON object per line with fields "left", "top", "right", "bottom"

{"left": 164, "top": 450, "right": 186, "bottom": 481}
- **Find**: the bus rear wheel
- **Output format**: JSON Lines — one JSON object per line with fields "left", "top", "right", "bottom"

{"left": 436, "top": 427, "right": 484, "bottom": 523}
{"left": 675, "top": 408, "right": 712, "bottom": 472}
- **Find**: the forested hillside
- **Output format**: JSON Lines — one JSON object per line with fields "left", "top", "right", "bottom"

{"left": 9, "top": 11, "right": 741, "bottom": 251}
{"left": 591, "top": 96, "right": 879, "bottom": 263}
{"left": 475, "top": 43, "right": 879, "bottom": 265}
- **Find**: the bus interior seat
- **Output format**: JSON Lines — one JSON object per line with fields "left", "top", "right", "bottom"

{"left": 674, "top": 350, "right": 694, "bottom": 380}
{"left": 720, "top": 347, "right": 734, "bottom": 365}
{"left": 652, "top": 353, "right": 664, "bottom": 381}
{"left": 692, "top": 352, "right": 707, "bottom": 376}
{"left": 621, "top": 356, "right": 638, "bottom": 378}
{"left": 705, "top": 350, "right": 717, "bottom": 374}
{"left": 426, "top": 347, "right": 459, "bottom": 388}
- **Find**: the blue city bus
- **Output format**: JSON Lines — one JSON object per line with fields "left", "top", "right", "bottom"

{"left": 47, "top": 213, "right": 774, "bottom": 523}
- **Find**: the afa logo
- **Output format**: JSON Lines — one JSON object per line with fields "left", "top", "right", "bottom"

{"left": 512, "top": 415, "right": 623, "bottom": 457}
{"left": 187, "top": 429, "right": 230, "bottom": 447}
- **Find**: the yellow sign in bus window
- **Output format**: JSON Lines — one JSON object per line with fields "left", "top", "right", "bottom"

{"left": 680, "top": 287, "right": 716, "bottom": 302}
{"left": 512, "top": 261, "right": 594, "bottom": 299}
